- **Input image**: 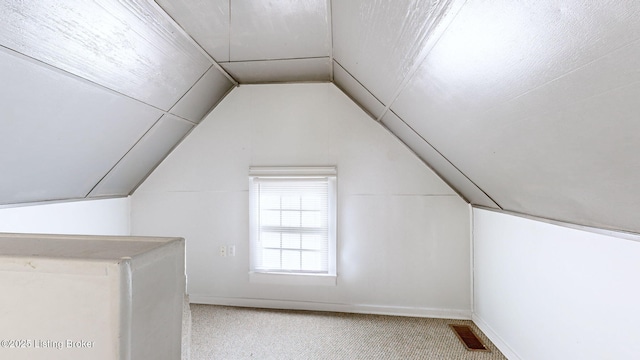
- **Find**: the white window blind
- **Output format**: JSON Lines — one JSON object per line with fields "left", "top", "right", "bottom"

{"left": 249, "top": 167, "right": 336, "bottom": 275}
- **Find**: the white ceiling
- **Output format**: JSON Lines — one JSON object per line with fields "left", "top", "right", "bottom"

{"left": 1, "top": 0, "right": 639, "bottom": 234}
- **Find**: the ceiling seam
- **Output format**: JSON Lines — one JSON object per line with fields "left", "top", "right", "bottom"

{"left": 220, "top": 56, "right": 331, "bottom": 64}
{"left": 375, "top": 0, "right": 467, "bottom": 121}
{"left": 127, "top": 123, "right": 199, "bottom": 197}
{"left": 0, "top": 45, "right": 219, "bottom": 124}
{"left": 0, "top": 44, "right": 176, "bottom": 114}
{"left": 328, "top": 0, "right": 334, "bottom": 82}
{"left": 387, "top": 109, "right": 502, "bottom": 209}
{"left": 84, "top": 114, "right": 166, "bottom": 198}
{"left": 479, "top": 34, "right": 640, "bottom": 119}
{"left": 149, "top": 0, "right": 238, "bottom": 86}
{"left": 228, "top": 0, "right": 232, "bottom": 62}
{"left": 169, "top": 114, "right": 199, "bottom": 126}
{"left": 333, "top": 82, "right": 379, "bottom": 121}
{"left": 348, "top": 194, "right": 460, "bottom": 197}
{"left": 228, "top": 80, "right": 332, "bottom": 86}
{"left": 473, "top": 205, "right": 640, "bottom": 242}
{"left": 167, "top": 64, "right": 214, "bottom": 113}
{"left": 186, "top": 85, "right": 237, "bottom": 124}
{"left": 333, "top": 59, "right": 387, "bottom": 117}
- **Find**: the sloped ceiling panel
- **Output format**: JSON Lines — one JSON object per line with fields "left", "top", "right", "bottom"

{"left": 2, "top": 0, "right": 639, "bottom": 236}
{"left": 158, "top": 0, "right": 332, "bottom": 83}
{"left": 332, "top": 0, "right": 459, "bottom": 106}
{"left": 169, "top": 66, "right": 234, "bottom": 123}
{"left": 0, "top": 0, "right": 236, "bottom": 206}
{"left": 89, "top": 114, "right": 193, "bottom": 197}
{"left": 154, "top": 0, "right": 230, "bottom": 62}
{"left": 0, "top": 0, "right": 213, "bottom": 110}
{"left": 229, "top": 0, "right": 330, "bottom": 61}
{"left": 389, "top": 1, "right": 640, "bottom": 233}
{"left": 0, "top": 48, "right": 162, "bottom": 204}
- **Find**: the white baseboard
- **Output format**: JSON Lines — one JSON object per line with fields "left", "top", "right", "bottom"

{"left": 189, "top": 295, "right": 472, "bottom": 320}
{"left": 472, "top": 313, "right": 522, "bottom": 360}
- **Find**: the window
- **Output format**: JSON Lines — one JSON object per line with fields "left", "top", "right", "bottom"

{"left": 249, "top": 167, "right": 336, "bottom": 285}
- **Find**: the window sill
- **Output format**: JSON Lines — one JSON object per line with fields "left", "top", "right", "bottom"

{"left": 249, "top": 271, "right": 337, "bottom": 286}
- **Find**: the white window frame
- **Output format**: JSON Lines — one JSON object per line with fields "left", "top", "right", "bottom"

{"left": 249, "top": 167, "right": 337, "bottom": 286}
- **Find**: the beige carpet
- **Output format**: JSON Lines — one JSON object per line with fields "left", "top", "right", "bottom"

{"left": 190, "top": 305, "right": 506, "bottom": 360}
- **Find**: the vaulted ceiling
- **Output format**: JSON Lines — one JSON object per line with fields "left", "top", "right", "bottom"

{"left": 2, "top": 0, "right": 639, "bottom": 234}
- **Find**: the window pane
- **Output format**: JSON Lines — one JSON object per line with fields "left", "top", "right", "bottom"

{"left": 250, "top": 170, "right": 335, "bottom": 275}
{"left": 262, "top": 249, "right": 281, "bottom": 269}
{"left": 261, "top": 195, "right": 280, "bottom": 210}
{"left": 261, "top": 210, "right": 281, "bottom": 226}
{"left": 301, "top": 211, "right": 321, "bottom": 228}
{"left": 301, "top": 195, "right": 322, "bottom": 210}
{"left": 261, "top": 232, "right": 281, "bottom": 248}
{"left": 281, "top": 195, "right": 300, "bottom": 210}
{"left": 302, "top": 251, "right": 322, "bottom": 272}
{"left": 281, "top": 210, "right": 301, "bottom": 227}
{"left": 282, "top": 250, "right": 301, "bottom": 270}
{"left": 282, "top": 233, "right": 300, "bottom": 249}
{"left": 301, "top": 234, "right": 323, "bottom": 250}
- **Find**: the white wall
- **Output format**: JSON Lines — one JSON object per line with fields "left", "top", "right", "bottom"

{"left": 473, "top": 208, "right": 640, "bottom": 359}
{"left": 0, "top": 197, "right": 130, "bottom": 236}
{"left": 131, "top": 83, "right": 471, "bottom": 318}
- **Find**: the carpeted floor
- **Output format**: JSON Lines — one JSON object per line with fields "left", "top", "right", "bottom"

{"left": 190, "top": 304, "right": 507, "bottom": 360}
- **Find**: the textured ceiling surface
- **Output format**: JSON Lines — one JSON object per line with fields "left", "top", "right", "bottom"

{"left": 1, "top": 0, "right": 639, "bottom": 234}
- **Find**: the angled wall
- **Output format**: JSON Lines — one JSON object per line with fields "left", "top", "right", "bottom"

{"left": 0, "top": 198, "right": 130, "bottom": 236}
{"left": 473, "top": 208, "right": 640, "bottom": 359}
{"left": 131, "top": 83, "right": 471, "bottom": 317}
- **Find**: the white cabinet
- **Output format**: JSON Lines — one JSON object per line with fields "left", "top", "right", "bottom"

{"left": 0, "top": 233, "right": 185, "bottom": 360}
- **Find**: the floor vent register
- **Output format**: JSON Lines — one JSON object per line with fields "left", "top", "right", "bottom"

{"left": 449, "top": 324, "right": 490, "bottom": 351}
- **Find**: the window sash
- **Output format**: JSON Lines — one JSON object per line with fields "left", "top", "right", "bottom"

{"left": 249, "top": 167, "right": 336, "bottom": 275}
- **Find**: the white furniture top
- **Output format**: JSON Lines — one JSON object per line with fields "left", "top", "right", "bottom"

{"left": 0, "top": 233, "right": 182, "bottom": 261}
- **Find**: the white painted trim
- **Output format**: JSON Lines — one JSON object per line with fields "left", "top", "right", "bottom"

{"left": 249, "top": 166, "right": 337, "bottom": 177}
{"left": 473, "top": 206, "right": 640, "bottom": 242}
{"left": 472, "top": 313, "right": 522, "bottom": 360}
{"left": 189, "top": 295, "right": 472, "bottom": 319}
{"left": 469, "top": 203, "right": 474, "bottom": 314}
{"left": 249, "top": 272, "right": 337, "bottom": 286}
